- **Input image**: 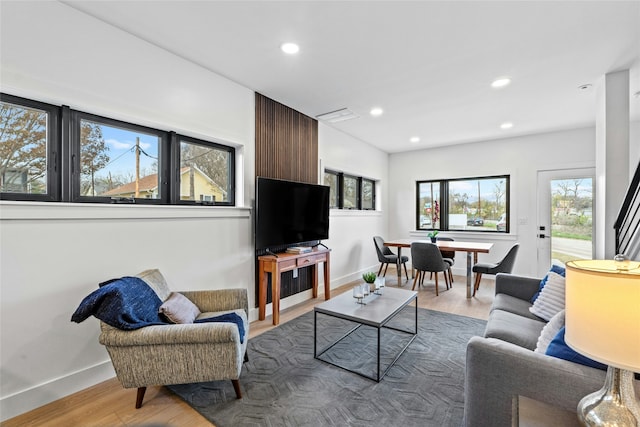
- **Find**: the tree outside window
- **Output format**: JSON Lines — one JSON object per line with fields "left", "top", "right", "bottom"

{"left": 324, "top": 171, "right": 339, "bottom": 208}
{"left": 343, "top": 175, "right": 358, "bottom": 209}
{"left": 179, "top": 140, "right": 231, "bottom": 203}
{"left": 362, "top": 178, "right": 375, "bottom": 210}
{"left": 0, "top": 102, "right": 48, "bottom": 194}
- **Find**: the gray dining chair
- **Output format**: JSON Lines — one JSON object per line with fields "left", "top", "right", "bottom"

{"left": 373, "top": 236, "right": 409, "bottom": 280}
{"left": 472, "top": 244, "right": 519, "bottom": 296}
{"left": 410, "top": 241, "right": 450, "bottom": 295}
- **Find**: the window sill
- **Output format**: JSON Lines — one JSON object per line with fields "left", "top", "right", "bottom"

{"left": 409, "top": 229, "right": 518, "bottom": 241}
{"left": 330, "top": 209, "right": 382, "bottom": 217}
{"left": 0, "top": 201, "right": 251, "bottom": 221}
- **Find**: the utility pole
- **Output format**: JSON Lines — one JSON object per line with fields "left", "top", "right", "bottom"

{"left": 477, "top": 181, "right": 481, "bottom": 218}
{"left": 135, "top": 137, "right": 140, "bottom": 198}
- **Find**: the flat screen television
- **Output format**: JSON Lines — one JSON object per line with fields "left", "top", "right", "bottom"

{"left": 255, "top": 177, "right": 330, "bottom": 252}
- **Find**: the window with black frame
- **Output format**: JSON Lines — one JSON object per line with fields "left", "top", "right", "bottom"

{"left": 324, "top": 169, "right": 376, "bottom": 210}
{"left": 324, "top": 170, "right": 340, "bottom": 209}
{"left": 175, "top": 135, "right": 234, "bottom": 205}
{"left": 0, "top": 94, "right": 60, "bottom": 201}
{"left": 361, "top": 178, "right": 375, "bottom": 210}
{"left": 71, "top": 112, "right": 167, "bottom": 203}
{"left": 0, "top": 92, "right": 236, "bottom": 206}
{"left": 417, "top": 175, "right": 509, "bottom": 232}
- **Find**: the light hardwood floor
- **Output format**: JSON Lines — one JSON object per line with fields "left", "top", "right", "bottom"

{"left": 1, "top": 270, "right": 495, "bottom": 427}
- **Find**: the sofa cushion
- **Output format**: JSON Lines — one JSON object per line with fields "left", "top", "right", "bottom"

{"left": 484, "top": 309, "right": 546, "bottom": 350}
{"left": 534, "top": 309, "right": 565, "bottom": 353}
{"left": 529, "top": 271, "right": 565, "bottom": 321}
{"left": 491, "top": 294, "right": 543, "bottom": 320}
{"left": 159, "top": 292, "right": 201, "bottom": 324}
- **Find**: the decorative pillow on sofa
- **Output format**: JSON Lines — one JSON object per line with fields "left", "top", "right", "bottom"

{"left": 531, "top": 263, "right": 565, "bottom": 303}
{"left": 529, "top": 271, "right": 565, "bottom": 321}
{"left": 159, "top": 292, "right": 201, "bottom": 324}
{"left": 545, "top": 327, "right": 607, "bottom": 371}
{"left": 534, "top": 309, "right": 565, "bottom": 353}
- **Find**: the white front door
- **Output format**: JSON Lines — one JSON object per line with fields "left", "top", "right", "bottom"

{"left": 536, "top": 168, "right": 595, "bottom": 276}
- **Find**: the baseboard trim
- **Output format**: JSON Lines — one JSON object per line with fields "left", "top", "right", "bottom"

{"left": 0, "top": 360, "right": 115, "bottom": 422}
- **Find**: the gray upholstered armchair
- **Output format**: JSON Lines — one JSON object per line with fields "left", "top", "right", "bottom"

{"left": 98, "top": 269, "right": 249, "bottom": 408}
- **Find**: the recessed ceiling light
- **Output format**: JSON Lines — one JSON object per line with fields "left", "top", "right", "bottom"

{"left": 578, "top": 84, "right": 593, "bottom": 91}
{"left": 410, "top": 136, "right": 420, "bottom": 143}
{"left": 370, "top": 107, "right": 383, "bottom": 117}
{"left": 491, "top": 77, "right": 511, "bottom": 88}
{"left": 280, "top": 43, "right": 299, "bottom": 54}
{"left": 500, "top": 122, "right": 514, "bottom": 129}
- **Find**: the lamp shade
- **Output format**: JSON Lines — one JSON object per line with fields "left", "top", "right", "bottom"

{"left": 565, "top": 259, "right": 640, "bottom": 372}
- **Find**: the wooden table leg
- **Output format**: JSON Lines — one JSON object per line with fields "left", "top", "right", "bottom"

{"left": 323, "top": 255, "right": 331, "bottom": 299}
{"left": 312, "top": 264, "right": 319, "bottom": 298}
{"left": 272, "top": 265, "right": 280, "bottom": 325}
{"left": 466, "top": 251, "right": 472, "bottom": 299}
{"left": 258, "top": 260, "right": 267, "bottom": 321}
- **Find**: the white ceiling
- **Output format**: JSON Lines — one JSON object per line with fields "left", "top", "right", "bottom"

{"left": 64, "top": 1, "right": 640, "bottom": 153}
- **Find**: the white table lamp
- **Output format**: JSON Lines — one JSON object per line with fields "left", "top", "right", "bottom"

{"left": 565, "top": 258, "right": 640, "bottom": 426}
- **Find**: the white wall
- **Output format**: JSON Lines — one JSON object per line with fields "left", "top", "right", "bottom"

{"left": 319, "top": 124, "right": 390, "bottom": 285}
{"left": 631, "top": 121, "right": 640, "bottom": 177}
{"left": 388, "top": 127, "right": 597, "bottom": 278}
{"left": 0, "top": 1, "right": 256, "bottom": 420}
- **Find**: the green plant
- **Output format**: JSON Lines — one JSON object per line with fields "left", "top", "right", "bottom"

{"left": 362, "top": 271, "right": 377, "bottom": 283}
{"left": 427, "top": 230, "right": 439, "bottom": 238}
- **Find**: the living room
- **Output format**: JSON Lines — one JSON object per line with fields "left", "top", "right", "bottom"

{"left": 1, "top": 1, "right": 639, "bottom": 425}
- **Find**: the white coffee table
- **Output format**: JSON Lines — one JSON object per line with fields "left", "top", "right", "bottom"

{"left": 313, "top": 286, "right": 418, "bottom": 381}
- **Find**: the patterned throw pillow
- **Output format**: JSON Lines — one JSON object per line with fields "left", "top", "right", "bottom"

{"left": 531, "top": 264, "right": 566, "bottom": 303}
{"left": 529, "top": 271, "right": 565, "bottom": 321}
{"left": 159, "top": 292, "right": 201, "bottom": 324}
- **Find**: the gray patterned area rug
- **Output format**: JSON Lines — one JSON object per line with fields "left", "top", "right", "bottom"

{"left": 168, "top": 307, "right": 486, "bottom": 427}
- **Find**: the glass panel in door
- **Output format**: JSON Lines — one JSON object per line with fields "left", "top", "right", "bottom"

{"left": 537, "top": 169, "right": 594, "bottom": 276}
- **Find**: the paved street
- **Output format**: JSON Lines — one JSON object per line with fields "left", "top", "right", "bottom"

{"left": 552, "top": 236, "right": 592, "bottom": 259}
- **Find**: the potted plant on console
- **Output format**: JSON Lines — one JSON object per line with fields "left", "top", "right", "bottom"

{"left": 427, "top": 230, "right": 439, "bottom": 243}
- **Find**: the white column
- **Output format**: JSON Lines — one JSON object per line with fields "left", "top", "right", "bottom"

{"left": 595, "top": 70, "right": 630, "bottom": 259}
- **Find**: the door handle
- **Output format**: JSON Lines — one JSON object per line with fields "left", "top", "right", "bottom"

{"left": 538, "top": 234, "right": 551, "bottom": 239}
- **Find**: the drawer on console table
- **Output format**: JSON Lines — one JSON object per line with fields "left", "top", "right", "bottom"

{"left": 297, "top": 254, "right": 324, "bottom": 267}
{"left": 278, "top": 259, "right": 297, "bottom": 271}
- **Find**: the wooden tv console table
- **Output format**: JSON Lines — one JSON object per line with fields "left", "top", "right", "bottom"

{"left": 258, "top": 247, "right": 331, "bottom": 325}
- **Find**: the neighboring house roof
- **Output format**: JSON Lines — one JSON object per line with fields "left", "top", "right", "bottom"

{"left": 102, "top": 166, "right": 226, "bottom": 196}
{"left": 102, "top": 173, "right": 160, "bottom": 196}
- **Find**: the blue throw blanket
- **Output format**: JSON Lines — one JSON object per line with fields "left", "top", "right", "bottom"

{"left": 71, "top": 276, "right": 166, "bottom": 330}
{"left": 196, "top": 312, "right": 245, "bottom": 343}
{"left": 71, "top": 277, "right": 246, "bottom": 342}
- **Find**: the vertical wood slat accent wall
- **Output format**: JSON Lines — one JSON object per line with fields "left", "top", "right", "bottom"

{"left": 255, "top": 93, "right": 318, "bottom": 183}
{"left": 254, "top": 93, "right": 320, "bottom": 306}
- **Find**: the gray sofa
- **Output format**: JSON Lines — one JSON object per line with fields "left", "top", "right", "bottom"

{"left": 463, "top": 273, "right": 607, "bottom": 426}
